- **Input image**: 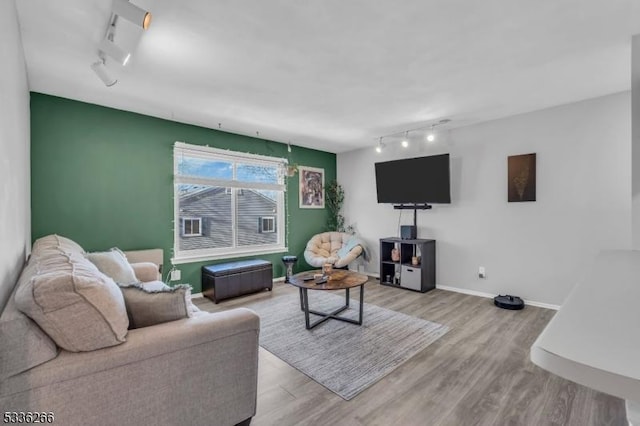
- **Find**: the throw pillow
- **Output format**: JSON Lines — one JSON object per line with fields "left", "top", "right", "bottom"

{"left": 138, "top": 280, "right": 201, "bottom": 315}
{"left": 15, "top": 251, "right": 129, "bottom": 352}
{"left": 337, "top": 237, "right": 359, "bottom": 259}
{"left": 120, "top": 282, "right": 194, "bottom": 329}
{"left": 86, "top": 248, "right": 139, "bottom": 285}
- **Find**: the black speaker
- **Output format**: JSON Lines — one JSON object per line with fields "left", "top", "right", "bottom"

{"left": 400, "top": 225, "right": 416, "bottom": 240}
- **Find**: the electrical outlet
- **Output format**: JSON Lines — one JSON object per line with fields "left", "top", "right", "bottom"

{"left": 478, "top": 266, "right": 486, "bottom": 279}
{"left": 170, "top": 269, "right": 181, "bottom": 281}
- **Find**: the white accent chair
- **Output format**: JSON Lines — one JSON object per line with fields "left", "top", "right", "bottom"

{"left": 303, "top": 232, "right": 364, "bottom": 268}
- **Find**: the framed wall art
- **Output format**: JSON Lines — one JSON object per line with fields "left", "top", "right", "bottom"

{"left": 508, "top": 153, "right": 536, "bottom": 202}
{"left": 299, "top": 166, "right": 325, "bottom": 208}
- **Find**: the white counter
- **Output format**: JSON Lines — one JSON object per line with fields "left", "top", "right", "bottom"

{"left": 530, "top": 250, "right": 640, "bottom": 422}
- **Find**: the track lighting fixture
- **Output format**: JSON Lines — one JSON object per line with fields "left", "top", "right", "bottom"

{"left": 285, "top": 141, "right": 298, "bottom": 176}
{"left": 374, "top": 119, "right": 451, "bottom": 151}
{"left": 113, "top": 0, "right": 152, "bottom": 30}
{"left": 401, "top": 131, "right": 409, "bottom": 148}
{"left": 92, "top": 1, "right": 152, "bottom": 87}
{"left": 91, "top": 19, "right": 127, "bottom": 86}
{"left": 98, "top": 38, "right": 131, "bottom": 66}
{"left": 91, "top": 59, "right": 117, "bottom": 87}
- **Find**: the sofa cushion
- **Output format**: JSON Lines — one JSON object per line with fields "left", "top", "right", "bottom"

{"left": 120, "top": 282, "right": 195, "bottom": 329}
{"left": 15, "top": 251, "right": 129, "bottom": 352}
{"left": 0, "top": 236, "right": 87, "bottom": 379}
{"left": 306, "top": 232, "right": 351, "bottom": 256}
{"left": 31, "top": 234, "right": 85, "bottom": 255}
{"left": 130, "top": 262, "right": 161, "bottom": 283}
{"left": 86, "top": 248, "right": 139, "bottom": 285}
{"left": 304, "top": 232, "right": 361, "bottom": 267}
{"left": 0, "top": 260, "right": 59, "bottom": 380}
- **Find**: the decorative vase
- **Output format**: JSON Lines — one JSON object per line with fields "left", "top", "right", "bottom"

{"left": 322, "top": 263, "right": 333, "bottom": 276}
{"left": 391, "top": 248, "right": 400, "bottom": 262}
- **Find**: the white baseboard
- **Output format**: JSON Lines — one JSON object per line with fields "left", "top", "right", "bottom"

{"left": 435, "top": 284, "right": 560, "bottom": 311}
{"left": 521, "top": 300, "right": 561, "bottom": 311}
{"left": 193, "top": 274, "right": 560, "bottom": 310}
{"left": 364, "top": 273, "right": 559, "bottom": 310}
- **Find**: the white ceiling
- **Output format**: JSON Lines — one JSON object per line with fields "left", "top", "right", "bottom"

{"left": 16, "top": 0, "right": 638, "bottom": 153}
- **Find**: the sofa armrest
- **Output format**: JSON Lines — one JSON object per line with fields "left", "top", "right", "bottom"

{"left": 124, "top": 249, "right": 163, "bottom": 272}
{"left": 2, "top": 308, "right": 259, "bottom": 396}
{"left": 1, "top": 308, "right": 259, "bottom": 425}
{"left": 130, "top": 261, "right": 161, "bottom": 282}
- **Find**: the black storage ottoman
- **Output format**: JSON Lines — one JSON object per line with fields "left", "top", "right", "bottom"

{"left": 202, "top": 259, "right": 273, "bottom": 303}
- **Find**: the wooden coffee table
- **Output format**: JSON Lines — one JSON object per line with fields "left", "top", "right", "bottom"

{"left": 288, "top": 269, "right": 368, "bottom": 330}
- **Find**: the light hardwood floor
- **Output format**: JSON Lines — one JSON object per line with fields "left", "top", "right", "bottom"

{"left": 194, "top": 280, "right": 627, "bottom": 426}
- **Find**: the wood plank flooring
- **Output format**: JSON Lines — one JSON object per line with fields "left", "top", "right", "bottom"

{"left": 194, "top": 280, "right": 627, "bottom": 426}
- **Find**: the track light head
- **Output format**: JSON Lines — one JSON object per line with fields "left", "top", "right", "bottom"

{"left": 113, "top": 0, "right": 152, "bottom": 30}
{"left": 91, "top": 60, "right": 117, "bottom": 87}
{"left": 401, "top": 131, "right": 409, "bottom": 148}
{"left": 98, "top": 38, "right": 131, "bottom": 66}
{"left": 375, "top": 138, "right": 385, "bottom": 153}
{"left": 426, "top": 125, "right": 436, "bottom": 142}
{"left": 426, "top": 119, "right": 450, "bottom": 142}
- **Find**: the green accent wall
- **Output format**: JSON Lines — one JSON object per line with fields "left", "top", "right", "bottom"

{"left": 30, "top": 93, "right": 335, "bottom": 293}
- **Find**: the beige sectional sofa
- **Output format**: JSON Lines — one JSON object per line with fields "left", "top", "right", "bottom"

{"left": 0, "top": 235, "right": 259, "bottom": 426}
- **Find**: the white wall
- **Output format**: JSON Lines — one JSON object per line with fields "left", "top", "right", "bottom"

{"left": 339, "top": 93, "right": 631, "bottom": 306}
{"left": 633, "top": 34, "right": 640, "bottom": 249}
{"left": 0, "top": 0, "right": 31, "bottom": 308}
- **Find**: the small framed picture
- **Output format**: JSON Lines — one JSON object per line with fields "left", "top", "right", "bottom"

{"left": 508, "top": 153, "right": 536, "bottom": 202}
{"left": 299, "top": 166, "right": 324, "bottom": 208}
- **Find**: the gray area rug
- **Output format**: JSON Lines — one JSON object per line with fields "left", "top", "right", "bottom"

{"left": 246, "top": 290, "right": 449, "bottom": 400}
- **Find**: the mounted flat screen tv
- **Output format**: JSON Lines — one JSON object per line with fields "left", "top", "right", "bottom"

{"left": 375, "top": 153, "right": 451, "bottom": 204}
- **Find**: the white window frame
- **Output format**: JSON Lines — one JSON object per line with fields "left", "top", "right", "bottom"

{"left": 173, "top": 142, "right": 288, "bottom": 264}
{"left": 259, "top": 216, "right": 276, "bottom": 233}
{"left": 182, "top": 217, "right": 202, "bottom": 237}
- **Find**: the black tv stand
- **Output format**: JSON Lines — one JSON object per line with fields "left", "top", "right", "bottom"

{"left": 379, "top": 237, "right": 436, "bottom": 292}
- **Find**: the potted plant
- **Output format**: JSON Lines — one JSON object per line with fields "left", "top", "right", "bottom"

{"left": 325, "top": 180, "right": 354, "bottom": 233}
{"left": 285, "top": 164, "right": 298, "bottom": 177}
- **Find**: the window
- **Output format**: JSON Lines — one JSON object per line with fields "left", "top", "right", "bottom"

{"left": 173, "top": 142, "right": 287, "bottom": 262}
{"left": 182, "top": 217, "right": 202, "bottom": 236}
{"left": 259, "top": 216, "right": 275, "bottom": 233}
